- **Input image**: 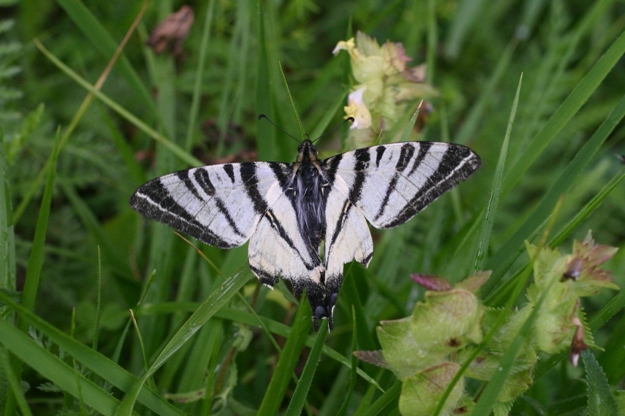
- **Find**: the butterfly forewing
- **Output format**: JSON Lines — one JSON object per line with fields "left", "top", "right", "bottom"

{"left": 322, "top": 142, "right": 480, "bottom": 229}
{"left": 130, "top": 162, "right": 288, "bottom": 248}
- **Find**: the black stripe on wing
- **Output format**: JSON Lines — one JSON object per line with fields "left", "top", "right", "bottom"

{"left": 373, "top": 142, "right": 429, "bottom": 222}
{"left": 385, "top": 144, "right": 481, "bottom": 228}
{"left": 130, "top": 176, "right": 235, "bottom": 248}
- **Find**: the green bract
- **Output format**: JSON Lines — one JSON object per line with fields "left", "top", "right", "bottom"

{"left": 357, "top": 232, "right": 619, "bottom": 415}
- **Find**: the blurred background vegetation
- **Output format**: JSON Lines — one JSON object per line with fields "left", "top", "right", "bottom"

{"left": 1, "top": 0, "right": 625, "bottom": 414}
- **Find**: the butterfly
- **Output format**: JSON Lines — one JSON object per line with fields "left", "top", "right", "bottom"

{"left": 130, "top": 137, "right": 481, "bottom": 330}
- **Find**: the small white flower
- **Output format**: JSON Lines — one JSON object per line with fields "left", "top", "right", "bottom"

{"left": 344, "top": 87, "right": 372, "bottom": 129}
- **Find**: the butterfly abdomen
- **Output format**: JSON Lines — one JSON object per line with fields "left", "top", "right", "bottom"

{"left": 292, "top": 162, "right": 328, "bottom": 255}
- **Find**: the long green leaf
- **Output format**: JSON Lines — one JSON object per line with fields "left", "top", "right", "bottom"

{"left": 115, "top": 271, "right": 251, "bottom": 415}
{"left": 359, "top": 382, "right": 402, "bottom": 416}
{"left": 34, "top": 40, "right": 201, "bottom": 168}
{"left": 0, "top": 319, "right": 140, "bottom": 416}
{"left": 500, "top": 29, "right": 625, "bottom": 198}
{"left": 258, "top": 296, "right": 312, "bottom": 416}
{"left": 0, "top": 127, "right": 15, "bottom": 296}
{"left": 59, "top": 181, "right": 130, "bottom": 277}
{"left": 471, "top": 73, "right": 522, "bottom": 273}
{"left": 55, "top": 0, "right": 157, "bottom": 116}
{"left": 137, "top": 302, "right": 382, "bottom": 389}
{"left": 0, "top": 348, "right": 32, "bottom": 416}
{"left": 185, "top": 0, "right": 215, "bottom": 151}
{"left": 255, "top": 0, "right": 277, "bottom": 160}
{"left": 486, "top": 168, "right": 625, "bottom": 307}
{"left": 0, "top": 290, "right": 185, "bottom": 415}
{"left": 285, "top": 320, "right": 328, "bottom": 416}
{"left": 483, "top": 81, "right": 625, "bottom": 296}
{"left": 444, "top": 0, "right": 487, "bottom": 59}
{"left": 337, "top": 308, "right": 359, "bottom": 416}
{"left": 309, "top": 90, "right": 349, "bottom": 141}
{"left": 472, "top": 277, "right": 551, "bottom": 415}
{"left": 20, "top": 131, "right": 60, "bottom": 326}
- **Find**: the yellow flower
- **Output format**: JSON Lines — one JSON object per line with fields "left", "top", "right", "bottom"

{"left": 344, "top": 87, "right": 372, "bottom": 129}
{"left": 332, "top": 38, "right": 358, "bottom": 58}
{"left": 333, "top": 35, "right": 385, "bottom": 83}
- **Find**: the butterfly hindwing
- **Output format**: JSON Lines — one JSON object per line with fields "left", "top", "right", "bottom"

{"left": 248, "top": 185, "right": 326, "bottom": 305}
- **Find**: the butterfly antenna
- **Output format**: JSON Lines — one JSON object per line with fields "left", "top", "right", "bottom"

{"left": 312, "top": 117, "right": 354, "bottom": 144}
{"left": 258, "top": 114, "right": 301, "bottom": 144}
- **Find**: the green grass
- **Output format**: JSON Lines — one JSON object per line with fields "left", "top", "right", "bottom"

{"left": 1, "top": 0, "right": 625, "bottom": 415}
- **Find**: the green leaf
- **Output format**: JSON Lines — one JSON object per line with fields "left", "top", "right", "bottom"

{"left": 258, "top": 296, "right": 311, "bottom": 416}
{"left": 114, "top": 271, "right": 251, "bottom": 415}
{"left": 337, "top": 308, "right": 359, "bottom": 416}
{"left": 20, "top": 130, "right": 60, "bottom": 325}
{"left": 55, "top": 0, "right": 157, "bottom": 117}
{"left": 255, "top": 0, "right": 277, "bottom": 161}
{"left": 185, "top": 0, "right": 215, "bottom": 151}
{"left": 471, "top": 73, "right": 522, "bottom": 273}
{"left": 0, "top": 318, "right": 139, "bottom": 416}
{"left": 0, "top": 125, "right": 15, "bottom": 295}
{"left": 483, "top": 88, "right": 625, "bottom": 298}
{"left": 0, "top": 347, "right": 32, "bottom": 416}
{"left": 359, "top": 382, "right": 402, "bottom": 416}
{"left": 34, "top": 40, "right": 201, "bottom": 168}
{"left": 501, "top": 29, "right": 625, "bottom": 197}
{"left": 0, "top": 290, "right": 185, "bottom": 415}
{"left": 285, "top": 320, "right": 328, "bottom": 416}
{"left": 583, "top": 349, "right": 619, "bottom": 416}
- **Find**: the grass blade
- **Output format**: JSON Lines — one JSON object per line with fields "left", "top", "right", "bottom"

{"left": 285, "top": 320, "right": 328, "bottom": 416}
{"left": 19, "top": 131, "right": 60, "bottom": 327}
{"left": 471, "top": 73, "right": 522, "bottom": 273}
{"left": 255, "top": 0, "right": 277, "bottom": 160}
{"left": 453, "top": 41, "right": 516, "bottom": 145}
{"left": 472, "top": 277, "right": 550, "bottom": 415}
{"left": 55, "top": 0, "right": 157, "bottom": 116}
{"left": 444, "top": 0, "right": 487, "bottom": 59}
{"left": 0, "top": 290, "right": 185, "bottom": 415}
{"left": 500, "top": 29, "right": 625, "bottom": 197}
{"left": 337, "top": 308, "right": 359, "bottom": 416}
{"left": 0, "top": 318, "right": 137, "bottom": 416}
{"left": 309, "top": 90, "right": 349, "bottom": 141}
{"left": 138, "top": 303, "right": 383, "bottom": 389}
{"left": 115, "top": 271, "right": 251, "bottom": 415}
{"left": 34, "top": 40, "right": 201, "bottom": 168}
{"left": 359, "top": 382, "right": 401, "bottom": 416}
{"left": 258, "top": 296, "right": 312, "bottom": 416}
{"left": 483, "top": 85, "right": 625, "bottom": 295}
{"left": 0, "top": 348, "right": 32, "bottom": 416}
{"left": 185, "top": 0, "right": 215, "bottom": 151}
{"left": 280, "top": 63, "right": 305, "bottom": 140}
{"left": 0, "top": 129, "right": 15, "bottom": 297}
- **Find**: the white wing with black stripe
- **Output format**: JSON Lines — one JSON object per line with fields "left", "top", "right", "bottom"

{"left": 319, "top": 142, "right": 480, "bottom": 316}
{"left": 130, "top": 162, "right": 281, "bottom": 248}
{"left": 130, "top": 140, "right": 481, "bottom": 330}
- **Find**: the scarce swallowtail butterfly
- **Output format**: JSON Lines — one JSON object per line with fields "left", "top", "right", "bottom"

{"left": 130, "top": 133, "right": 481, "bottom": 330}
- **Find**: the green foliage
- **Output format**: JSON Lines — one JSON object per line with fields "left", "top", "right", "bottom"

{"left": 583, "top": 349, "right": 619, "bottom": 416}
{"left": 360, "top": 235, "right": 619, "bottom": 415}
{"left": 0, "top": 0, "right": 624, "bottom": 415}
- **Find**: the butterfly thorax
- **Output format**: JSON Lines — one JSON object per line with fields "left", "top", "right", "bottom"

{"left": 289, "top": 140, "right": 329, "bottom": 256}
